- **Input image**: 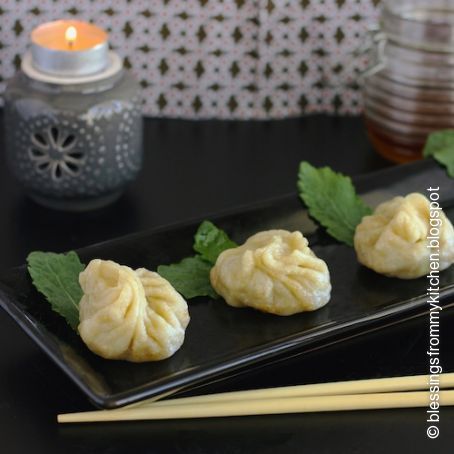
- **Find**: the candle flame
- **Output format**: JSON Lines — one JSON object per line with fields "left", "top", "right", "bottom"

{"left": 65, "top": 26, "right": 77, "bottom": 47}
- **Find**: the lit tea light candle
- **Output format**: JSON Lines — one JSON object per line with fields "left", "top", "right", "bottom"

{"left": 65, "top": 25, "right": 77, "bottom": 49}
{"left": 29, "top": 20, "right": 110, "bottom": 77}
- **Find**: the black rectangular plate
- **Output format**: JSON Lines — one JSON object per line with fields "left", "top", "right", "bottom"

{"left": 0, "top": 160, "right": 453, "bottom": 409}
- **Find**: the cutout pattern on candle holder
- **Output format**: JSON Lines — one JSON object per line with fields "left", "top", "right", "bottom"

{"left": 28, "top": 127, "right": 84, "bottom": 182}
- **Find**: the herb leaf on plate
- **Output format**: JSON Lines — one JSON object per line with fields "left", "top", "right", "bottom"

{"left": 158, "top": 221, "right": 237, "bottom": 299}
{"left": 297, "top": 161, "right": 372, "bottom": 246}
{"left": 194, "top": 220, "right": 237, "bottom": 265}
{"left": 158, "top": 257, "right": 218, "bottom": 299}
{"left": 423, "top": 130, "right": 454, "bottom": 177}
{"left": 27, "top": 251, "right": 85, "bottom": 330}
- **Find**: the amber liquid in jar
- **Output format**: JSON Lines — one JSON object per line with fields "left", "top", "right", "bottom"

{"left": 365, "top": 117, "right": 425, "bottom": 163}
{"left": 362, "top": 0, "right": 454, "bottom": 164}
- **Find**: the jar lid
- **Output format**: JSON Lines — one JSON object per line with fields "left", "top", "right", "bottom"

{"left": 382, "top": 0, "right": 454, "bottom": 52}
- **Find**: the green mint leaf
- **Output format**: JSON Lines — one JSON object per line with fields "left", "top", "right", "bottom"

{"left": 27, "top": 251, "right": 85, "bottom": 330}
{"left": 158, "top": 256, "right": 218, "bottom": 299}
{"left": 431, "top": 148, "right": 454, "bottom": 178}
{"left": 423, "top": 130, "right": 454, "bottom": 158}
{"left": 159, "top": 221, "right": 237, "bottom": 299}
{"left": 297, "top": 161, "right": 372, "bottom": 246}
{"left": 423, "top": 130, "right": 454, "bottom": 178}
{"left": 193, "top": 220, "right": 237, "bottom": 264}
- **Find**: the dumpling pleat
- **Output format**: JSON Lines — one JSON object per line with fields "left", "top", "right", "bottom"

{"left": 78, "top": 260, "right": 190, "bottom": 362}
{"left": 210, "top": 230, "right": 331, "bottom": 315}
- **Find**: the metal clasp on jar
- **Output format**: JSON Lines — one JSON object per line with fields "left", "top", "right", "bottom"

{"left": 358, "top": 26, "right": 388, "bottom": 82}
{"left": 321, "top": 25, "right": 387, "bottom": 89}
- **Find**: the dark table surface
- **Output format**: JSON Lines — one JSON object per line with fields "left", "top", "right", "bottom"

{"left": 0, "top": 113, "right": 453, "bottom": 454}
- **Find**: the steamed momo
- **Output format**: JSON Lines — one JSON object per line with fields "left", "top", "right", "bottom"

{"left": 78, "top": 259, "right": 190, "bottom": 362}
{"left": 354, "top": 193, "right": 454, "bottom": 279}
{"left": 210, "top": 230, "right": 331, "bottom": 315}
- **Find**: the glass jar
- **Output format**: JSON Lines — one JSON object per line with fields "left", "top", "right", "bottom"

{"left": 363, "top": 0, "right": 454, "bottom": 163}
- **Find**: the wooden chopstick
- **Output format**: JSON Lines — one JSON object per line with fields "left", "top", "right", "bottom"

{"left": 58, "top": 373, "right": 454, "bottom": 424}
{"left": 58, "top": 390, "right": 454, "bottom": 423}
{"left": 132, "top": 372, "right": 454, "bottom": 409}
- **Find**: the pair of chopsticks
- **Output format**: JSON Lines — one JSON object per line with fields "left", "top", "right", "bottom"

{"left": 58, "top": 373, "right": 454, "bottom": 423}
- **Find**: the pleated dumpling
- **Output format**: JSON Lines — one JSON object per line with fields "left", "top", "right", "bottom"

{"left": 354, "top": 193, "right": 454, "bottom": 279}
{"left": 78, "top": 259, "right": 190, "bottom": 362}
{"left": 210, "top": 230, "right": 331, "bottom": 316}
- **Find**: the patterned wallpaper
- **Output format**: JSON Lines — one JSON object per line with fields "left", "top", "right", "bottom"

{"left": 0, "top": 0, "right": 381, "bottom": 119}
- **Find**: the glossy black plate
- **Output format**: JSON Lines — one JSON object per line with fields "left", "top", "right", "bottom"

{"left": 0, "top": 160, "right": 453, "bottom": 409}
